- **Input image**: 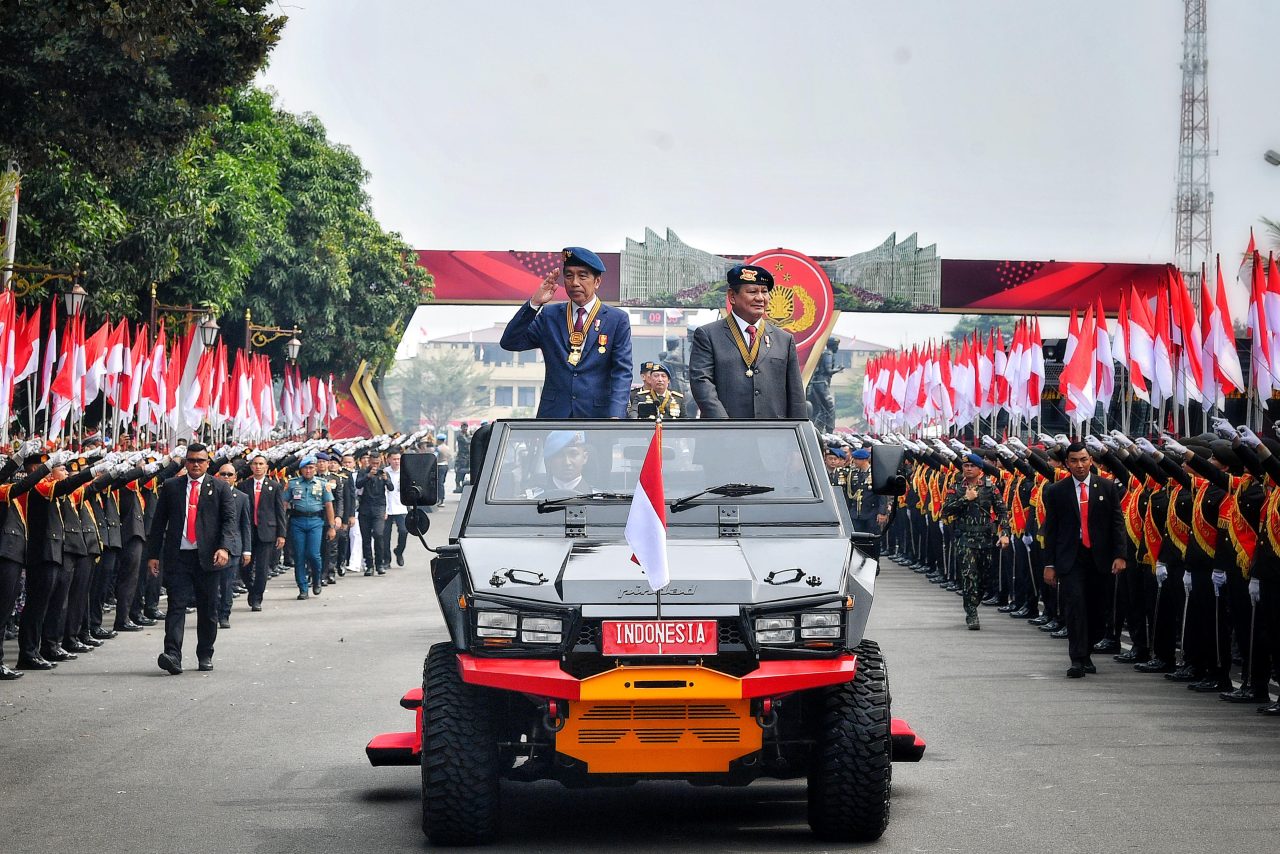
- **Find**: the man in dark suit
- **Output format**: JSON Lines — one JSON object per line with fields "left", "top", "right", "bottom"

{"left": 145, "top": 443, "right": 238, "bottom": 675}
{"left": 500, "top": 246, "right": 633, "bottom": 418}
{"left": 240, "top": 453, "right": 287, "bottom": 610}
{"left": 1041, "top": 442, "right": 1127, "bottom": 678}
{"left": 214, "top": 461, "right": 253, "bottom": 629}
{"left": 689, "top": 264, "right": 806, "bottom": 420}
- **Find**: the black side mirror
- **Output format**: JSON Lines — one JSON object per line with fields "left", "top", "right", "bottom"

{"left": 406, "top": 508, "right": 431, "bottom": 538}
{"left": 870, "top": 445, "right": 907, "bottom": 496}
{"left": 400, "top": 453, "right": 440, "bottom": 506}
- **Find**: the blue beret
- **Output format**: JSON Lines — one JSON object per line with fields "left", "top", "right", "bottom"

{"left": 436, "top": 432, "right": 447, "bottom": 441}
{"left": 827, "top": 446, "right": 848, "bottom": 459}
{"left": 851, "top": 448, "right": 871, "bottom": 460}
{"left": 727, "top": 264, "right": 774, "bottom": 290}
{"left": 299, "top": 455, "right": 318, "bottom": 468}
{"left": 543, "top": 430, "right": 586, "bottom": 460}
{"left": 650, "top": 362, "right": 671, "bottom": 376}
{"left": 315, "top": 452, "right": 331, "bottom": 461}
{"left": 964, "top": 453, "right": 984, "bottom": 467}
{"left": 562, "top": 247, "right": 605, "bottom": 275}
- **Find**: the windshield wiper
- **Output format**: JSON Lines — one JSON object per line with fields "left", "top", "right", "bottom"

{"left": 536, "top": 491, "right": 632, "bottom": 513}
{"left": 669, "top": 482, "right": 774, "bottom": 513}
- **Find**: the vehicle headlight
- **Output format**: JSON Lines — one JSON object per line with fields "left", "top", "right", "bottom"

{"left": 476, "top": 610, "right": 518, "bottom": 638}
{"left": 474, "top": 609, "right": 563, "bottom": 645}
{"left": 754, "top": 611, "right": 846, "bottom": 645}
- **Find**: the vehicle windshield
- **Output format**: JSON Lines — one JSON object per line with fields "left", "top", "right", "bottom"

{"left": 487, "top": 423, "right": 818, "bottom": 504}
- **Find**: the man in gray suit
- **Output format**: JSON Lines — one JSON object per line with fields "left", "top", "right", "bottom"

{"left": 689, "top": 264, "right": 806, "bottom": 419}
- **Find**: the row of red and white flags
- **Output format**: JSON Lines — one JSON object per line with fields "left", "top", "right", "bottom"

{"left": 0, "top": 296, "right": 335, "bottom": 439}
{"left": 864, "top": 242, "right": 1280, "bottom": 431}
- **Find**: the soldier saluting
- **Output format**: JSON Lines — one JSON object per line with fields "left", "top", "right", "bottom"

{"left": 500, "top": 247, "right": 633, "bottom": 418}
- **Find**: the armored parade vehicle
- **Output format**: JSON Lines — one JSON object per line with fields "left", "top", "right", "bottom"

{"left": 366, "top": 419, "right": 925, "bottom": 846}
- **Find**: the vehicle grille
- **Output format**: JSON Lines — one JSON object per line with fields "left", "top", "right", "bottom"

{"left": 575, "top": 618, "right": 745, "bottom": 650}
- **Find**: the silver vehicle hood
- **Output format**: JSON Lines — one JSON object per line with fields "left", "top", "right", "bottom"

{"left": 460, "top": 537, "right": 862, "bottom": 610}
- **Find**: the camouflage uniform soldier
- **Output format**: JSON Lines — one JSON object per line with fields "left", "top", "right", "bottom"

{"left": 942, "top": 453, "right": 1011, "bottom": 630}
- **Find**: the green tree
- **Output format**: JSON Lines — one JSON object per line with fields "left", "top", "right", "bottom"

{"left": 381, "top": 348, "right": 491, "bottom": 430}
{"left": 0, "top": 0, "right": 285, "bottom": 176}
{"left": 948, "top": 314, "right": 1020, "bottom": 342}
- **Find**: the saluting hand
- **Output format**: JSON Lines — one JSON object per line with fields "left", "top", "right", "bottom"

{"left": 529, "top": 270, "right": 560, "bottom": 307}
{"left": 964, "top": 486, "right": 978, "bottom": 501}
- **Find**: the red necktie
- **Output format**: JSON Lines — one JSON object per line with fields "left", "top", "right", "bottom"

{"left": 746, "top": 324, "right": 757, "bottom": 348}
{"left": 574, "top": 307, "right": 586, "bottom": 332}
{"left": 1078, "top": 481, "right": 1090, "bottom": 548}
{"left": 253, "top": 481, "right": 261, "bottom": 525}
{"left": 186, "top": 478, "right": 200, "bottom": 542}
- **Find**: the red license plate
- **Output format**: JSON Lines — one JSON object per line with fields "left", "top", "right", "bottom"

{"left": 600, "top": 620, "right": 718, "bottom": 656}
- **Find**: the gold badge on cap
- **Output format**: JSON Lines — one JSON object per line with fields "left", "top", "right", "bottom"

{"left": 740, "top": 268, "right": 758, "bottom": 283}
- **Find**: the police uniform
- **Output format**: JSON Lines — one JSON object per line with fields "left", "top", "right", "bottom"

{"left": 286, "top": 459, "right": 333, "bottom": 599}
{"left": 318, "top": 455, "right": 345, "bottom": 584}
{"left": 845, "top": 449, "right": 887, "bottom": 536}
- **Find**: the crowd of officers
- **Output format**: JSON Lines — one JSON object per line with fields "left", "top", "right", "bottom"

{"left": 859, "top": 420, "right": 1280, "bottom": 715}
{"left": 0, "top": 428, "right": 465, "bottom": 680}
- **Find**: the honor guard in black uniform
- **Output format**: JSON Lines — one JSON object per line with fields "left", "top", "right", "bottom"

{"left": 845, "top": 448, "right": 888, "bottom": 535}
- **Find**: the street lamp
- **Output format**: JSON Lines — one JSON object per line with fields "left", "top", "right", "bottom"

{"left": 61, "top": 279, "right": 88, "bottom": 316}
{"left": 199, "top": 313, "right": 221, "bottom": 348}
{"left": 245, "top": 307, "right": 302, "bottom": 361}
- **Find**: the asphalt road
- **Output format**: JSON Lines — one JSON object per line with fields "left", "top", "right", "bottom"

{"left": 2, "top": 495, "right": 1278, "bottom": 854}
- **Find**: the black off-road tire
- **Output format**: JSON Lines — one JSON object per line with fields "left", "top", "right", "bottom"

{"left": 421, "top": 642, "right": 501, "bottom": 846}
{"left": 806, "top": 639, "right": 892, "bottom": 842}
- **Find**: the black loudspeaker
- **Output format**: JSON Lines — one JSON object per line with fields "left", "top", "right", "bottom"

{"left": 870, "top": 445, "right": 907, "bottom": 496}
{"left": 400, "top": 453, "right": 440, "bottom": 507}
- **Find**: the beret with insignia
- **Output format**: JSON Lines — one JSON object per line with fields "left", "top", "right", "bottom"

{"left": 727, "top": 264, "right": 774, "bottom": 290}
{"left": 562, "top": 247, "right": 605, "bottom": 275}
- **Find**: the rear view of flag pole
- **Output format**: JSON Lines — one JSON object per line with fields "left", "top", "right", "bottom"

{"left": 625, "top": 422, "right": 668, "bottom": 617}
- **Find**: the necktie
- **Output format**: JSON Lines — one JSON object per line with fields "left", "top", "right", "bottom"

{"left": 575, "top": 307, "right": 586, "bottom": 332}
{"left": 186, "top": 478, "right": 200, "bottom": 543}
{"left": 253, "top": 480, "right": 261, "bottom": 525}
{"left": 1078, "top": 481, "right": 1090, "bottom": 548}
{"left": 746, "top": 324, "right": 757, "bottom": 349}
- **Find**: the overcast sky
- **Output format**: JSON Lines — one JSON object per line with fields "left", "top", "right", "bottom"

{"left": 259, "top": 0, "right": 1278, "bottom": 351}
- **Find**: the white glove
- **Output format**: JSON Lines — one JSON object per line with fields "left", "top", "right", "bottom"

{"left": 1054, "top": 433, "right": 1070, "bottom": 447}
{"left": 13, "top": 438, "right": 43, "bottom": 462}
{"left": 1238, "top": 425, "right": 1263, "bottom": 449}
{"left": 1211, "top": 569, "right": 1227, "bottom": 593}
{"left": 980, "top": 435, "right": 997, "bottom": 449}
{"left": 47, "top": 449, "right": 72, "bottom": 467}
{"left": 1211, "top": 417, "right": 1237, "bottom": 441}
{"left": 112, "top": 462, "right": 132, "bottom": 477}
{"left": 947, "top": 438, "right": 967, "bottom": 454}
{"left": 1249, "top": 577, "right": 1261, "bottom": 604}
{"left": 90, "top": 461, "right": 112, "bottom": 476}
{"left": 996, "top": 444, "right": 1017, "bottom": 462}
{"left": 1182, "top": 571, "right": 1193, "bottom": 595}
{"left": 1162, "top": 436, "right": 1190, "bottom": 459}
{"left": 171, "top": 445, "right": 187, "bottom": 461}
{"left": 1155, "top": 563, "right": 1168, "bottom": 585}
{"left": 1007, "top": 436, "right": 1028, "bottom": 452}
{"left": 1135, "top": 437, "right": 1158, "bottom": 455}
{"left": 1085, "top": 435, "right": 1106, "bottom": 455}
{"left": 1100, "top": 434, "right": 1121, "bottom": 450}
{"left": 143, "top": 461, "right": 163, "bottom": 475}
{"left": 1021, "top": 534, "right": 1033, "bottom": 546}
{"left": 83, "top": 447, "right": 105, "bottom": 462}
{"left": 1038, "top": 432, "right": 1058, "bottom": 448}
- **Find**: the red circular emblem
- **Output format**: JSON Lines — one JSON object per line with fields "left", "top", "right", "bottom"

{"left": 735, "top": 248, "right": 835, "bottom": 367}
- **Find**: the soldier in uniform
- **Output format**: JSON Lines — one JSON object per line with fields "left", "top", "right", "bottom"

{"left": 941, "top": 453, "right": 1011, "bottom": 630}
{"left": 285, "top": 455, "right": 336, "bottom": 600}
{"left": 845, "top": 448, "right": 888, "bottom": 536}
{"left": 627, "top": 362, "right": 656, "bottom": 418}
{"left": 318, "top": 454, "right": 346, "bottom": 584}
{"left": 629, "top": 363, "right": 689, "bottom": 421}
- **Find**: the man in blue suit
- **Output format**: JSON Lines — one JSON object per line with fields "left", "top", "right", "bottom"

{"left": 500, "top": 247, "right": 633, "bottom": 418}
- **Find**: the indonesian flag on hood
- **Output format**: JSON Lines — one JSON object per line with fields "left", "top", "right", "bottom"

{"left": 625, "top": 423, "right": 669, "bottom": 592}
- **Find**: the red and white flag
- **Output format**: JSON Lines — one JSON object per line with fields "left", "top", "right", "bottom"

{"left": 35, "top": 303, "right": 56, "bottom": 415}
{"left": 625, "top": 423, "right": 669, "bottom": 592}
